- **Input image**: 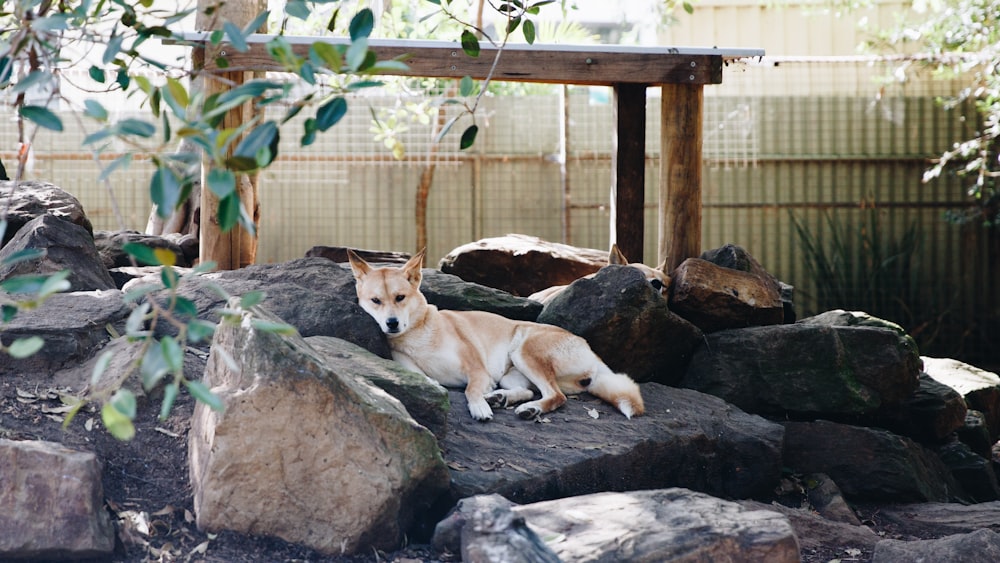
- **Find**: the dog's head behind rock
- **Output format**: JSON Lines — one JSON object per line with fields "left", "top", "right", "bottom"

{"left": 348, "top": 249, "right": 427, "bottom": 338}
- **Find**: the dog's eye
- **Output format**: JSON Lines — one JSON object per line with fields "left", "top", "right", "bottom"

{"left": 650, "top": 279, "right": 664, "bottom": 290}
{"left": 371, "top": 297, "right": 381, "bottom": 305}
{"left": 394, "top": 294, "right": 405, "bottom": 303}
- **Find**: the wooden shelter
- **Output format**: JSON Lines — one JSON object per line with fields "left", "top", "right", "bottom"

{"left": 184, "top": 33, "right": 762, "bottom": 269}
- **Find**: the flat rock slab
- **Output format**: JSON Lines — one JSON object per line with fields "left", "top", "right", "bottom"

{"left": 439, "top": 383, "right": 784, "bottom": 504}
{"left": 873, "top": 529, "right": 1000, "bottom": 563}
{"left": 516, "top": 489, "right": 799, "bottom": 563}
{"left": 872, "top": 502, "right": 1000, "bottom": 538}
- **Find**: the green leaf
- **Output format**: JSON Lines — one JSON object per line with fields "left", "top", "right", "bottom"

{"left": 285, "top": 0, "right": 310, "bottom": 20}
{"left": 683, "top": 2, "right": 694, "bottom": 14}
{"left": 316, "top": 97, "right": 347, "bottom": 132}
{"left": 461, "top": 30, "right": 480, "bottom": 57}
{"left": 160, "top": 265, "right": 179, "bottom": 289}
{"left": 117, "top": 118, "right": 156, "bottom": 137}
{"left": 186, "top": 380, "right": 224, "bottom": 412}
{"left": 2, "top": 304, "right": 16, "bottom": 323}
{"left": 223, "top": 20, "right": 249, "bottom": 52}
{"left": 123, "top": 242, "right": 161, "bottom": 265}
{"left": 460, "top": 124, "right": 479, "bottom": 150}
{"left": 101, "top": 402, "right": 136, "bottom": 440}
{"left": 164, "top": 77, "right": 189, "bottom": 114}
{"left": 174, "top": 296, "right": 198, "bottom": 319}
{"left": 12, "top": 70, "right": 50, "bottom": 94}
{"left": 83, "top": 99, "right": 109, "bottom": 121}
{"left": 250, "top": 319, "right": 298, "bottom": 335}
{"left": 125, "top": 302, "right": 151, "bottom": 338}
{"left": 159, "top": 381, "right": 179, "bottom": 420}
{"left": 345, "top": 37, "right": 369, "bottom": 71}
{"left": 187, "top": 319, "right": 216, "bottom": 344}
{"left": 523, "top": 19, "right": 536, "bottom": 44}
{"left": 161, "top": 335, "right": 184, "bottom": 373}
{"left": 1, "top": 248, "right": 44, "bottom": 267}
{"left": 103, "top": 34, "right": 123, "bottom": 65}
{"left": 206, "top": 168, "right": 236, "bottom": 198}
{"left": 459, "top": 76, "right": 475, "bottom": 97}
{"left": 110, "top": 389, "right": 138, "bottom": 419}
{"left": 20, "top": 106, "right": 64, "bottom": 132}
{"left": 349, "top": 8, "right": 375, "bottom": 41}
{"left": 141, "top": 343, "right": 169, "bottom": 391}
{"left": 90, "top": 351, "right": 114, "bottom": 386}
{"left": 218, "top": 192, "right": 241, "bottom": 232}
{"left": 7, "top": 336, "right": 44, "bottom": 359}
{"left": 506, "top": 16, "right": 522, "bottom": 35}
{"left": 38, "top": 270, "right": 71, "bottom": 298}
{"left": 1, "top": 274, "right": 50, "bottom": 294}
{"left": 243, "top": 10, "right": 270, "bottom": 35}
{"left": 151, "top": 166, "right": 182, "bottom": 217}
{"left": 301, "top": 118, "right": 318, "bottom": 146}
{"left": 99, "top": 154, "right": 135, "bottom": 182}
{"left": 115, "top": 70, "right": 130, "bottom": 90}
{"left": 234, "top": 121, "right": 279, "bottom": 167}
{"left": 310, "top": 42, "right": 343, "bottom": 71}
{"left": 240, "top": 290, "right": 266, "bottom": 308}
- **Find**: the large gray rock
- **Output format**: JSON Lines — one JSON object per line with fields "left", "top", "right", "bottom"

{"left": 740, "top": 500, "right": 879, "bottom": 555}
{"left": 189, "top": 302, "right": 450, "bottom": 555}
{"left": 877, "top": 372, "right": 968, "bottom": 443}
{"left": 0, "top": 180, "right": 93, "bottom": 247}
{"left": 514, "top": 489, "right": 799, "bottom": 563}
{"left": 419, "top": 269, "right": 542, "bottom": 321}
{"left": 94, "top": 230, "right": 196, "bottom": 269}
{"left": 669, "top": 257, "right": 784, "bottom": 333}
{"left": 783, "top": 420, "right": 964, "bottom": 503}
{"left": 873, "top": 501, "right": 1000, "bottom": 537}
{"left": 923, "top": 356, "right": 1000, "bottom": 442}
{"left": 432, "top": 494, "right": 561, "bottom": 563}
{"left": 305, "top": 335, "right": 450, "bottom": 439}
{"left": 537, "top": 265, "right": 702, "bottom": 384}
{"left": 0, "top": 214, "right": 115, "bottom": 291}
{"left": 873, "top": 529, "right": 1000, "bottom": 563}
{"left": 680, "top": 323, "right": 921, "bottom": 417}
{"left": 440, "top": 383, "right": 784, "bottom": 504}
{"left": 936, "top": 440, "right": 1000, "bottom": 502}
{"left": 0, "top": 439, "right": 115, "bottom": 560}
{"left": 0, "top": 290, "right": 130, "bottom": 376}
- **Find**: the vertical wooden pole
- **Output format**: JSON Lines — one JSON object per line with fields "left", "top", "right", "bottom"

{"left": 196, "top": 0, "right": 264, "bottom": 270}
{"left": 659, "top": 84, "right": 704, "bottom": 271}
{"left": 611, "top": 83, "right": 647, "bottom": 262}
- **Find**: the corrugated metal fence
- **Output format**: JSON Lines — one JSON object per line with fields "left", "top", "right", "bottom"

{"left": 1, "top": 57, "right": 996, "bottom": 367}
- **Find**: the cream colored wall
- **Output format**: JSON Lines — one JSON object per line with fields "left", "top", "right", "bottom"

{"left": 658, "top": 0, "right": 913, "bottom": 56}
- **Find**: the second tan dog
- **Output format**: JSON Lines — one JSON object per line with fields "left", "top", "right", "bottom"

{"left": 348, "top": 249, "right": 645, "bottom": 422}
{"left": 528, "top": 244, "right": 671, "bottom": 305}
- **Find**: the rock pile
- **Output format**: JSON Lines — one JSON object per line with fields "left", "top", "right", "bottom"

{"left": 3, "top": 184, "right": 1000, "bottom": 562}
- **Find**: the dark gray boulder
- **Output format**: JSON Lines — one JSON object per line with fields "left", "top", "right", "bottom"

{"left": 0, "top": 214, "right": 114, "bottom": 291}
{"left": 0, "top": 180, "right": 93, "bottom": 247}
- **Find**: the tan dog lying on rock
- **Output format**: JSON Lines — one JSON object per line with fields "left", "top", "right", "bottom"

{"left": 348, "top": 249, "right": 645, "bottom": 422}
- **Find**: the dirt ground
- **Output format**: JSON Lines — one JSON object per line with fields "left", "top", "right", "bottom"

{"left": 1, "top": 365, "right": 927, "bottom": 563}
{"left": 0, "top": 368, "right": 458, "bottom": 563}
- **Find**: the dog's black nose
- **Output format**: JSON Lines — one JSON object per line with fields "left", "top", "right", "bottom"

{"left": 386, "top": 317, "right": 400, "bottom": 332}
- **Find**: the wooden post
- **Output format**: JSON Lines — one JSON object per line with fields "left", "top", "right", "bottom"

{"left": 611, "top": 83, "right": 647, "bottom": 262}
{"left": 659, "top": 84, "right": 704, "bottom": 271}
{"left": 196, "top": 0, "right": 264, "bottom": 270}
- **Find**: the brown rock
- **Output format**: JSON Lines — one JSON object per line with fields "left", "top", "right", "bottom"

{"left": 439, "top": 234, "right": 607, "bottom": 297}
{"left": 669, "top": 257, "right": 784, "bottom": 332}
{"left": 0, "top": 439, "right": 115, "bottom": 560}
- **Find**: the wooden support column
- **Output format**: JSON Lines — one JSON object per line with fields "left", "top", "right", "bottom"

{"left": 611, "top": 83, "right": 647, "bottom": 262}
{"left": 659, "top": 83, "right": 704, "bottom": 271}
{"left": 196, "top": 0, "right": 264, "bottom": 270}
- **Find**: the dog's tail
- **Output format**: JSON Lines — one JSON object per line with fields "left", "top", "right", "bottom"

{"left": 587, "top": 371, "right": 645, "bottom": 419}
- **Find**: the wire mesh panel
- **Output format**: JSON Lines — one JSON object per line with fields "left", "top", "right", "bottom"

{"left": 0, "top": 57, "right": 995, "bottom": 367}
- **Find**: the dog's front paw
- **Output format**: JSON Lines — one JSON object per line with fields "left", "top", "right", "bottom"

{"left": 468, "top": 398, "right": 494, "bottom": 422}
{"left": 484, "top": 390, "right": 508, "bottom": 408}
{"left": 514, "top": 404, "right": 542, "bottom": 420}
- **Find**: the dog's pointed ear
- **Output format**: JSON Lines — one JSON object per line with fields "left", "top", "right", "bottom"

{"left": 403, "top": 248, "right": 426, "bottom": 285}
{"left": 347, "top": 249, "right": 371, "bottom": 279}
{"left": 656, "top": 259, "right": 670, "bottom": 275}
{"left": 609, "top": 243, "right": 629, "bottom": 265}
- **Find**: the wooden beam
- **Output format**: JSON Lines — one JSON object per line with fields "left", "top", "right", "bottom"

{"left": 659, "top": 84, "right": 704, "bottom": 272}
{"left": 181, "top": 35, "right": 731, "bottom": 86}
{"left": 610, "top": 83, "right": 647, "bottom": 263}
